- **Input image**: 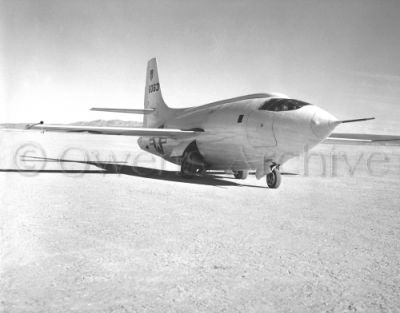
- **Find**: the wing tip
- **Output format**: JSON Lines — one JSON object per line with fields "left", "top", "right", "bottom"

{"left": 26, "top": 121, "right": 44, "bottom": 129}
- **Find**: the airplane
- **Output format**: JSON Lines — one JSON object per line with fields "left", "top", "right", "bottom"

{"left": 28, "top": 58, "right": 399, "bottom": 188}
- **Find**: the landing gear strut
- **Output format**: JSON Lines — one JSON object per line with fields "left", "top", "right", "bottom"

{"left": 266, "top": 168, "right": 281, "bottom": 189}
{"left": 233, "top": 170, "right": 248, "bottom": 179}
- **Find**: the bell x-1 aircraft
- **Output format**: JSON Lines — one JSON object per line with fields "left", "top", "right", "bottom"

{"left": 29, "top": 58, "right": 399, "bottom": 188}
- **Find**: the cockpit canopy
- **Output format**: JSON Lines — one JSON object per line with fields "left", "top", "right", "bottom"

{"left": 259, "top": 98, "right": 311, "bottom": 111}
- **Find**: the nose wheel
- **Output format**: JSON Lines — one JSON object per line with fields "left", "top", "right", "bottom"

{"left": 266, "top": 168, "right": 281, "bottom": 189}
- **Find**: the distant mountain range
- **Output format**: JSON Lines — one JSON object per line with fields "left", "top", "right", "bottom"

{"left": 0, "top": 119, "right": 143, "bottom": 129}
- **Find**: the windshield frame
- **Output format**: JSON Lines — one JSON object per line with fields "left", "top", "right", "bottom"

{"left": 258, "top": 98, "right": 311, "bottom": 111}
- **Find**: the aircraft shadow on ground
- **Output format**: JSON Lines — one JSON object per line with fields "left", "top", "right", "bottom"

{"left": 2, "top": 156, "right": 266, "bottom": 188}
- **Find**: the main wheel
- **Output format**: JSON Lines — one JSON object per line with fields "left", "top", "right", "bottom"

{"left": 180, "top": 151, "right": 205, "bottom": 178}
{"left": 266, "top": 168, "right": 281, "bottom": 189}
{"left": 180, "top": 159, "right": 195, "bottom": 178}
{"left": 233, "top": 170, "right": 248, "bottom": 179}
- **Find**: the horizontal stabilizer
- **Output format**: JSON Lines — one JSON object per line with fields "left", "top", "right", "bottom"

{"left": 91, "top": 108, "right": 155, "bottom": 114}
{"left": 28, "top": 123, "right": 203, "bottom": 139}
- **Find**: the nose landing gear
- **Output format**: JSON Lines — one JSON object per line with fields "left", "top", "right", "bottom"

{"left": 266, "top": 167, "right": 281, "bottom": 189}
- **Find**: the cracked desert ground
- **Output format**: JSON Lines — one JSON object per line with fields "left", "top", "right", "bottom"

{"left": 1, "top": 130, "right": 399, "bottom": 313}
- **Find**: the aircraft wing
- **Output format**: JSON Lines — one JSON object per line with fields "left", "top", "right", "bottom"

{"left": 90, "top": 108, "right": 154, "bottom": 114}
{"left": 28, "top": 123, "right": 203, "bottom": 139}
{"left": 325, "top": 133, "right": 400, "bottom": 145}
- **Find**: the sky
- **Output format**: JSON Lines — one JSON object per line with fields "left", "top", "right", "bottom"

{"left": 1, "top": 0, "right": 400, "bottom": 133}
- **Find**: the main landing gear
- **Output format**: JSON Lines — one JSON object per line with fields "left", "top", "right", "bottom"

{"left": 233, "top": 170, "right": 248, "bottom": 180}
{"left": 266, "top": 167, "right": 281, "bottom": 189}
{"left": 180, "top": 151, "right": 205, "bottom": 178}
{"left": 180, "top": 141, "right": 206, "bottom": 178}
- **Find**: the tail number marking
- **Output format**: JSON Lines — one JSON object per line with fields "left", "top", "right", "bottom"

{"left": 149, "top": 83, "right": 160, "bottom": 93}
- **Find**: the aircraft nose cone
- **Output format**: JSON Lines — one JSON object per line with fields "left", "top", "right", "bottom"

{"left": 311, "top": 108, "right": 339, "bottom": 139}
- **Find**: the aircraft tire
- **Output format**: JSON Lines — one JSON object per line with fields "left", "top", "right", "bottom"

{"left": 266, "top": 168, "right": 281, "bottom": 189}
{"left": 233, "top": 170, "right": 248, "bottom": 179}
{"left": 180, "top": 161, "right": 195, "bottom": 178}
{"left": 180, "top": 151, "right": 204, "bottom": 178}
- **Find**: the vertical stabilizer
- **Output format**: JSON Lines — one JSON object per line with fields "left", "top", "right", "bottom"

{"left": 143, "top": 58, "right": 169, "bottom": 128}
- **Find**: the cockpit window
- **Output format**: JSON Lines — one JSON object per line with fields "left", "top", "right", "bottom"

{"left": 259, "top": 98, "right": 311, "bottom": 111}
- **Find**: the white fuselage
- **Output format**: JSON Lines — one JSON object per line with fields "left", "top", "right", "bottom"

{"left": 138, "top": 94, "right": 337, "bottom": 171}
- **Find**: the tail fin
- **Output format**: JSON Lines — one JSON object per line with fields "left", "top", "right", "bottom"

{"left": 143, "top": 58, "right": 170, "bottom": 128}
